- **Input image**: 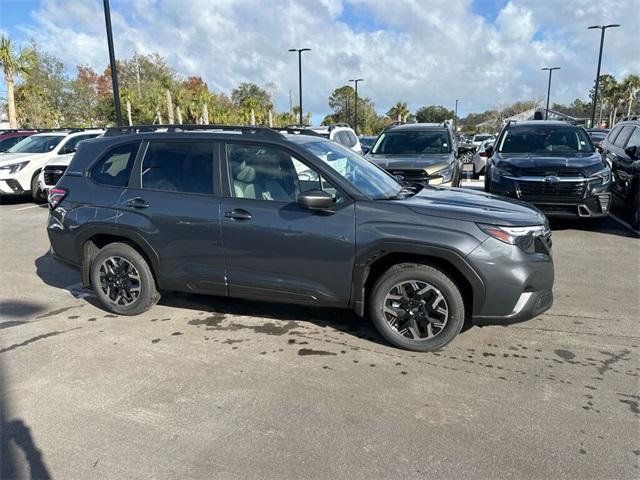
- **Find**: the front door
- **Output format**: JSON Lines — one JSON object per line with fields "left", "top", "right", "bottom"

{"left": 220, "top": 142, "right": 356, "bottom": 307}
{"left": 119, "top": 140, "right": 226, "bottom": 295}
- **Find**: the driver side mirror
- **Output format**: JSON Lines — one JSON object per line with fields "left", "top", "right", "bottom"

{"left": 625, "top": 145, "right": 638, "bottom": 160}
{"left": 484, "top": 145, "right": 494, "bottom": 157}
{"left": 297, "top": 190, "right": 333, "bottom": 210}
{"left": 361, "top": 146, "right": 370, "bottom": 155}
{"left": 60, "top": 146, "right": 76, "bottom": 155}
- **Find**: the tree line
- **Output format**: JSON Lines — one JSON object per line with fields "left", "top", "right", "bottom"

{"left": 1, "top": 36, "right": 638, "bottom": 134}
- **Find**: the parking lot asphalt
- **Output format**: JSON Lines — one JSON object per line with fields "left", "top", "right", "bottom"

{"left": 1, "top": 186, "right": 639, "bottom": 480}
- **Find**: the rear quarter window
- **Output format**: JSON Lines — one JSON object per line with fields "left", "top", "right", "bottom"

{"left": 613, "top": 126, "right": 635, "bottom": 148}
{"left": 91, "top": 142, "right": 140, "bottom": 187}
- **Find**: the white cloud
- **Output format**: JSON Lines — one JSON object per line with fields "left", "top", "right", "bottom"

{"left": 7, "top": 0, "right": 640, "bottom": 119}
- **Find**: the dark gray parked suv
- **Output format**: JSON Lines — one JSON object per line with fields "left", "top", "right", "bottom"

{"left": 47, "top": 125, "right": 554, "bottom": 352}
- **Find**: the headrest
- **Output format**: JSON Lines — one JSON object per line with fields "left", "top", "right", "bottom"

{"left": 234, "top": 161, "right": 256, "bottom": 182}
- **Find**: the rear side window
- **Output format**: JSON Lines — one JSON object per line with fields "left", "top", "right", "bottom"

{"left": 613, "top": 126, "right": 635, "bottom": 148}
{"left": 625, "top": 127, "right": 640, "bottom": 150}
{"left": 91, "top": 142, "right": 140, "bottom": 187}
{"left": 345, "top": 130, "right": 358, "bottom": 147}
{"left": 607, "top": 125, "right": 624, "bottom": 144}
{"left": 142, "top": 141, "right": 214, "bottom": 195}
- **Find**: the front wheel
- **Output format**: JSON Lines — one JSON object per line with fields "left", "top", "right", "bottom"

{"left": 31, "top": 173, "right": 46, "bottom": 204}
{"left": 369, "top": 263, "right": 465, "bottom": 352}
{"left": 90, "top": 242, "right": 159, "bottom": 315}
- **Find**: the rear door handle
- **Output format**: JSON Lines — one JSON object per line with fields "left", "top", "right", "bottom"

{"left": 224, "top": 208, "right": 252, "bottom": 220}
{"left": 124, "top": 197, "right": 150, "bottom": 209}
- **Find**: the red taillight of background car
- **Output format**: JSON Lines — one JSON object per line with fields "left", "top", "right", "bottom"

{"left": 48, "top": 187, "right": 68, "bottom": 209}
{"left": 479, "top": 151, "right": 488, "bottom": 157}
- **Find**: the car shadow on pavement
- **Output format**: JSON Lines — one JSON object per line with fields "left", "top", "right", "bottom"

{"left": 550, "top": 216, "right": 639, "bottom": 239}
{"left": 0, "top": 194, "right": 33, "bottom": 205}
{"left": 0, "top": 361, "right": 52, "bottom": 479}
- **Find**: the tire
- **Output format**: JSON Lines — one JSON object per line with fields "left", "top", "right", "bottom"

{"left": 369, "top": 263, "right": 465, "bottom": 352}
{"left": 632, "top": 193, "right": 640, "bottom": 230}
{"left": 31, "top": 173, "right": 46, "bottom": 204}
{"left": 90, "top": 242, "right": 159, "bottom": 315}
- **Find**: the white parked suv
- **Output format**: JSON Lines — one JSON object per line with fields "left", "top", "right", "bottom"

{"left": 0, "top": 129, "right": 103, "bottom": 202}
{"left": 281, "top": 124, "right": 363, "bottom": 154}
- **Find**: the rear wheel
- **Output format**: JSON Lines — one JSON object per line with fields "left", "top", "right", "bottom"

{"left": 90, "top": 242, "right": 159, "bottom": 315}
{"left": 369, "top": 263, "right": 465, "bottom": 352}
{"left": 31, "top": 173, "right": 46, "bottom": 204}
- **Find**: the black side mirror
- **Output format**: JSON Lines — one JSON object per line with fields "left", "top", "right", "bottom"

{"left": 297, "top": 190, "right": 333, "bottom": 210}
{"left": 362, "top": 146, "right": 370, "bottom": 155}
{"left": 484, "top": 145, "right": 494, "bottom": 157}
{"left": 625, "top": 145, "right": 638, "bottom": 160}
{"left": 60, "top": 147, "right": 76, "bottom": 155}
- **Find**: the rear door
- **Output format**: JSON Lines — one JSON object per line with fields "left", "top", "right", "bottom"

{"left": 119, "top": 140, "right": 226, "bottom": 295}
{"left": 608, "top": 125, "right": 636, "bottom": 198}
{"left": 613, "top": 127, "right": 640, "bottom": 200}
{"left": 220, "top": 141, "right": 356, "bottom": 307}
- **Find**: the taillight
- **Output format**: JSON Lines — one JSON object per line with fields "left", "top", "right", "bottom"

{"left": 479, "top": 151, "right": 488, "bottom": 157}
{"left": 48, "top": 187, "right": 68, "bottom": 209}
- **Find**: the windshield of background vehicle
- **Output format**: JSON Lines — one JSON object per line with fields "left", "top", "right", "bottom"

{"left": 7, "top": 135, "right": 64, "bottom": 153}
{"left": 371, "top": 130, "right": 451, "bottom": 155}
{"left": 497, "top": 127, "right": 595, "bottom": 154}
{"left": 299, "top": 139, "right": 402, "bottom": 200}
{"left": 473, "top": 134, "right": 492, "bottom": 142}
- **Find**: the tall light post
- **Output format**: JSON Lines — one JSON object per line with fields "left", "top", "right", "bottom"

{"left": 454, "top": 99, "right": 459, "bottom": 131}
{"left": 588, "top": 24, "right": 620, "bottom": 127}
{"left": 349, "top": 78, "right": 364, "bottom": 134}
{"left": 541, "top": 67, "right": 560, "bottom": 120}
{"left": 288, "top": 48, "right": 311, "bottom": 125}
{"left": 103, "top": 0, "right": 122, "bottom": 125}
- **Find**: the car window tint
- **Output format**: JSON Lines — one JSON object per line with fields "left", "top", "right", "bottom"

{"left": 227, "top": 143, "right": 343, "bottom": 204}
{"left": 334, "top": 131, "right": 349, "bottom": 147}
{"left": 142, "top": 142, "right": 214, "bottom": 194}
{"left": 607, "top": 125, "right": 623, "bottom": 144}
{"left": 613, "top": 126, "right": 635, "bottom": 147}
{"left": 60, "top": 134, "right": 99, "bottom": 154}
{"left": 346, "top": 131, "right": 358, "bottom": 147}
{"left": 625, "top": 127, "right": 640, "bottom": 150}
{"left": 92, "top": 142, "right": 140, "bottom": 187}
{"left": 0, "top": 136, "right": 22, "bottom": 151}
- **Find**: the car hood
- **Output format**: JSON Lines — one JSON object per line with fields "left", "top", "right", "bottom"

{"left": 43, "top": 153, "right": 74, "bottom": 167}
{"left": 394, "top": 186, "right": 547, "bottom": 226}
{"left": 366, "top": 153, "right": 452, "bottom": 172}
{"left": 0, "top": 152, "right": 45, "bottom": 166}
{"left": 495, "top": 152, "right": 605, "bottom": 175}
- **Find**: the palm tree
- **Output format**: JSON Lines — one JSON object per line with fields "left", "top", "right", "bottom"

{"left": 622, "top": 74, "right": 640, "bottom": 118}
{"left": 386, "top": 101, "right": 410, "bottom": 122}
{"left": 0, "top": 36, "right": 35, "bottom": 128}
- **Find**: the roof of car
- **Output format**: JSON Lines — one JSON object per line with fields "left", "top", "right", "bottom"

{"left": 615, "top": 119, "right": 640, "bottom": 127}
{"left": 508, "top": 120, "right": 575, "bottom": 128}
{"left": 388, "top": 123, "right": 448, "bottom": 131}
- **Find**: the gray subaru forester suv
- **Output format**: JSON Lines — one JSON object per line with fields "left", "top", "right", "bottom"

{"left": 47, "top": 124, "right": 554, "bottom": 352}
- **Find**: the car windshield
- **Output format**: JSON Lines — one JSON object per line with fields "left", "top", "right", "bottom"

{"left": 474, "top": 134, "right": 491, "bottom": 141}
{"left": 359, "top": 136, "right": 376, "bottom": 147}
{"left": 371, "top": 130, "right": 451, "bottom": 154}
{"left": 498, "top": 127, "right": 594, "bottom": 154}
{"left": 8, "top": 135, "right": 63, "bottom": 153}
{"left": 297, "top": 139, "right": 402, "bottom": 200}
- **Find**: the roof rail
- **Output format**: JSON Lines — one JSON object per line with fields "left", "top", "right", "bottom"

{"left": 383, "top": 121, "right": 404, "bottom": 131}
{"left": 274, "top": 127, "right": 325, "bottom": 137}
{"left": 327, "top": 122, "right": 351, "bottom": 131}
{"left": 103, "top": 124, "right": 285, "bottom": 139}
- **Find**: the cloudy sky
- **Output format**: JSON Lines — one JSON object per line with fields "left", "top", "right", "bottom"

{"left": 1, "top": 0, "right": 638, "bottom": 122}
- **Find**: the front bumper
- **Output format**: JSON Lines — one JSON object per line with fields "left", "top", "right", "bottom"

{"left": 474, "top": 289, "right": 553, "bottom": 325}
{"left": 489, "top": 174, "right": 612, "bottom": 218}
{"left": 0, "top": 178, "right": 28, "bottom": 195}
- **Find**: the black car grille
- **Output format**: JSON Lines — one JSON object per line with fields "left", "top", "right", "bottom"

{"left": 520, "top": 169, "right": 584, "bottom": 178}
{"left": 43, "top": 166, "right": 67, "bottom": 186}
{"left": 387, "top": 169, "right": 429, "bottom": 183}
{"left": 517, "top": 180, "right": 585, "bottom": 202}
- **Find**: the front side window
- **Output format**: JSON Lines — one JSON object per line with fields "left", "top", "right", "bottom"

{"left": 624, "top": 127, "right": 640, "bottom": 150}
{"left": 372, "top": 130, "right": 451, "bottom": 154}
{"left": 497, "top": 127, "right": 594, "bottom": 154}
{"left": 92, "top": 142, "right": 140, "bottom": 187}
{"left": 226, "top": 144, "right": 343, "bottom": 203}
{"left": 142, "top": 142, "right": 214, "bottom": 194}
{"left": 8, "top": 135, "right": 64, "bottom": 153}
{"left": 59, "top": 134, "right": 100, "bottom": 154}
{"left": 613, "top": 126, "right": 635, "bottom": 148}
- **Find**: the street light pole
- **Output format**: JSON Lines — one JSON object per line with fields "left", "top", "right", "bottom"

{"left": 289, "top": 48, "right": 311, "bottom": 125}
{"left": 541, "top": 67, "right": 560, "bottom": 120}
{"left": 588, "top": 24, "right": 620, "bottom": 127}
{"left": 103, "top": 0, "right": 122, "bottom": 125}
{"left": 349, "top": 78, "right": 364, "bottom": 134}
{"left": 454, "top": 99, "right": 459, "bottom": 131}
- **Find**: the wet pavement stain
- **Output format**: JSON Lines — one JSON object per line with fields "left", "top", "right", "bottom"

{"left": 188, "top": 314, "right": 226, "bottom": 327}
{"left": 171, "top": 332, "right": 183, "bottom": 336}
{"left": 0, "top": 320, "right": 27, "bottom": 330}
{"left": 222, "top": 339, "right": 244, "bottom": 345}
{"left": 298, "top": 348, "right": 337, "bottom": 356}
{"left": 619, "top": 399, "right": 640, "bottom": 414}
{"left": 104, "top": 314, "right": 117, "bottom": 318}
{"left": 554, "top": 349, "right": 576, "bottom": 360}
{"left": 36, "top": 306, "right": 78, "bottom": 319}
{"left": 0, "top": 327, "right": 82, "bottom": 354}
{"left": 151, "top": 338, "right": 161, "bottom": 343}
{"left": 598, "top": 350, "right": 631, "bottom": 375}
{"left": 87, "top": 318, "right": 97, "bottom": 322}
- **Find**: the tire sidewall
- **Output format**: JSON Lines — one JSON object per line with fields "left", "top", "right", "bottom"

{"left": 370, "top": 265, "right": 465, "bottom": 352}
{"left": 90, "top": 243, "right": 157, "bottom": 316}
{"left": 31, "top": 173, "right": 46, "bottom": 204}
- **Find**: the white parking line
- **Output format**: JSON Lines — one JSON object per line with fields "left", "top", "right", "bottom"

{"left": 609, "top": 214, "right": 640, "bottom": 235}
{"left": 11, "top": 204, "right": 41, "bottom": 211}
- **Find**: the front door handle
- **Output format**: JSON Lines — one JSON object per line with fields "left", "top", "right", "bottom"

{"left": 124, "top": 197, "right": 150, "bottom": 209}
{"left": 224, "top": 208, "right": 252, "bottom": 220}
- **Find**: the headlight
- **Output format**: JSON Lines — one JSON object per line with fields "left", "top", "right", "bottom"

{"left": 590, "top": 166, "right": 611, "bottom": 185}
{"left": 477, "top": 223, "right": 551, "bottom": 253}
{"left": 428, "top": 164, "right": 454, "bottom": 183}
{"left": 0, "top": 161, "right": 30, "bottom": 175}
